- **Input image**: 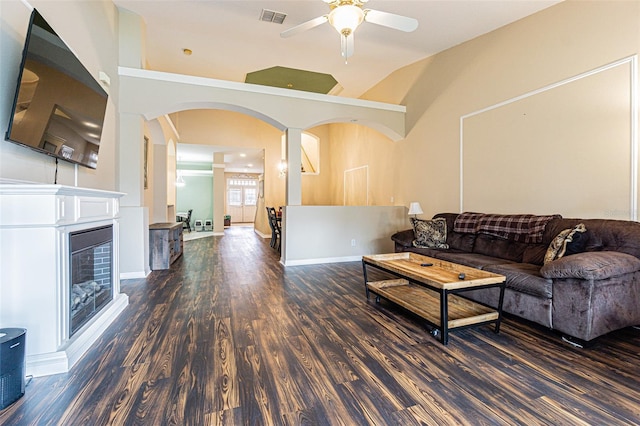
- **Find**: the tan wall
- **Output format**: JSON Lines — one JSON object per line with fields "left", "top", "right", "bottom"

{"left": 301, "top": 126, "right": 332, "bottom": 206}
{"left": 324, "top": 123, "right": 397, "bottom": 207}
{"left": 363, "top": 0, "right": 640, "bottom": 220}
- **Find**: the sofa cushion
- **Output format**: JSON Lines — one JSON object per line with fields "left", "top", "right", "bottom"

{"left": 544, "top": 223, "right": 588, "bottom": 264}
{"left": 484, "top": 263, "right": 553, "bottom": 299}
{"left": 473, "top": 234, "right": 528, "bottom": 263}
{"left": 433, "top": 213, "right": 476, "bottom": 251}
{"left": 463, "top": 286, "right": 553, "bottom": 329}
{"left": 542, "top": 218, "right": 640, "bottom": 259}
{"left": 447, "top": 232, "right": 476, "bottom": 252}
{"left": 540, "top": 251, "right": 640, "bottom": 280}
{"left": 522, "top": 244, "right": 548, "bottom": 266}
{"left": 411, "top": 217, "right": 449, "bottom": 249}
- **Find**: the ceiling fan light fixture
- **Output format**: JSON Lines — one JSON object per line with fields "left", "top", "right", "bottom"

{"left": 328, "top": 4, "right": 364, "bottom": 37}
{"left": 280, "top": 0, "right": 414, "bottom": 60}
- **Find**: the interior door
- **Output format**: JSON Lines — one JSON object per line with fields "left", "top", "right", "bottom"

{"left": 227, "top": 187, "right": 243, "bottom": 223}
{"left": 242, "top": 186, "right": 257, "bottom": 222}
{"left": 227, "top": 178, "right": 258, "bottom": 224}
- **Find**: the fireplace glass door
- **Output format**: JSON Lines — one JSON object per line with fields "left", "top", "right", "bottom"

{"left": 69, "top": 225, "right": 113, "bottom": 336}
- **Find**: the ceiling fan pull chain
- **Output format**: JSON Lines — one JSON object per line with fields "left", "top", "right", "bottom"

{"left": 341, "top": 34, "right": 348, "bottom": 63}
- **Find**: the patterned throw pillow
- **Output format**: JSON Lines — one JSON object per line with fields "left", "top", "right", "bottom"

{"left": 543, "top": 223, "right": 587, "bottom": 264}
{"left": 411, "top": 218, "right": 449, "bottom": 249}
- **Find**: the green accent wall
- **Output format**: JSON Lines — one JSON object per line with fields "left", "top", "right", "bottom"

{"left": 176, "top": 175, "right": 213, "bottom": 230}
{"left": 245, "top": 66, "right": 338, "bottom": 94}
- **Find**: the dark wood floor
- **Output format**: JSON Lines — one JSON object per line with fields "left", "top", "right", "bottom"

{"left": 2, "top": 226, "right": 640, "bottom": 425}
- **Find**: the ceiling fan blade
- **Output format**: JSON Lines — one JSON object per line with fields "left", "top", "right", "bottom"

{"left": 364, "top": 9, "right": 418, "bottom": 32}
{"left": 280, "top": 15, "right": 328, "bottom": 38}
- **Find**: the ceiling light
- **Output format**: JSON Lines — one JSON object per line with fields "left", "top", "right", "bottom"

{"left": 182, "top": 48, "right": 192, "bottom": 56}
{"left": 240, "top": 153, "right": 246, "bottom": 157}
{"left": 281, "top": 0, "right": 416, "bottom": 60}
{"left": 176, "top": 170, "right": 186, "bottom": 187}
{"left": 328, "top": 4, "right": 364, "bottom": 38}
{"left": 278, "top": 160, "right": 287, "bottom": 178}
{"left": 328, "top": 4, "right": 364, "bottom": 60}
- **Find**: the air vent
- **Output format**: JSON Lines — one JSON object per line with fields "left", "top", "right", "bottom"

{"left": 260, "top": 9, "right": 287, "bottom": 24}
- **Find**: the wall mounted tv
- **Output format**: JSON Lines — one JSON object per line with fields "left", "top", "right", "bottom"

{"left": 5, "top": 8, "right": 108, "bottom": 169}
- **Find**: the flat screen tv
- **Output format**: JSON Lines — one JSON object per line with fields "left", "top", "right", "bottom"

{"left": 5, "top": 8, "right": 108, "bottom": 169}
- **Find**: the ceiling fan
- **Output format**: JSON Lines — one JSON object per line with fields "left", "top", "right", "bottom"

{"left": 280, "top": 0, "right": 419, "bottom": 61}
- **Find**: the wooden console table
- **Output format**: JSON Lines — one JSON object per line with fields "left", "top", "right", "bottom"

{"left": 149, "top": 222, "right": 184, "bottom": 270}
{"left": 362, "top": 253, "right": 506, "bottom": 345}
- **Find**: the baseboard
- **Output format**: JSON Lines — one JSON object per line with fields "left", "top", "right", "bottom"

{"left": 120, "top": 270, "right": 149, "bottom": 280}
{"left": 282, "top": 255, "right": 361, "bottom": 266}
{"left": 254, "top": 229, "right": 270, "bottom": 239}
{"left": 26, "top": 351, "right": 69, "bottom": 377}
{"left": 26, "top": 293, "right": 129, "bottom": 377}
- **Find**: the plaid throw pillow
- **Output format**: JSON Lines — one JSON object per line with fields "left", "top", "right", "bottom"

{"left": 411, "top": 218, "right": 449, "bottom": 249}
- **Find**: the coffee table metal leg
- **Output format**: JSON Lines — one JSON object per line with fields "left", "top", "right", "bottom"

{"left": 362, "top": 260, "right": 370, "bottom": 300}
{"left": 494, "top": 282, "right": 506, "bottom": 334}
{"left": 440, "top": 290, "right": 449, "bottom": 345}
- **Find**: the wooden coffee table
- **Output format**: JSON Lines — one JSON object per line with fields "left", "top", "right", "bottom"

{"left": 362, "top": 252, "right": 506, "bottom": 345}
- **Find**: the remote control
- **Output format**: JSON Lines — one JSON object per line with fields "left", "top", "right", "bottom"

{"left": 421, "top": 263, "right": 433, "bottom": 267}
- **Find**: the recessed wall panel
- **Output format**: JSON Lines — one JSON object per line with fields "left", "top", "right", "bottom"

{"left": 462, "top": 59, "right": 634, "bottom": 219}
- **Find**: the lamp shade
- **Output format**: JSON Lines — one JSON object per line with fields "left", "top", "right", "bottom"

{"left": 408, "top": 202, "right": 423, "bottom": 216}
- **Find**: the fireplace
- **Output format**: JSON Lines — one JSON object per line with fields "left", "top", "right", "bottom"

{"left": 1, "top": 183, "right": 129, "bottom": 376}
{"left": 69, "top": 226, "right": 113, "bottom": 336}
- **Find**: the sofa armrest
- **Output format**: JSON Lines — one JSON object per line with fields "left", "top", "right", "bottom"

{"left": 391, "top": 229, "right": 414, "bottom": 248}
{"left": 540, "top": 251, "right": 640, "bottom": 280}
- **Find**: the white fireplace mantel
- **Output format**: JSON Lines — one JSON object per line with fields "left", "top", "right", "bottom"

{"left": 0, "top": 183, "right": 129, "bottom": 377}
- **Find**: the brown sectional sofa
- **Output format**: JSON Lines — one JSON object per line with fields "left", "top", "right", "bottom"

{"left": 391, "top": 213, "right": 640, "bottom": 344}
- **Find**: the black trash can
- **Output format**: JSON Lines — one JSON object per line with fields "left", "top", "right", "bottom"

{"left": 0, "top": 328, "right": 26, "bottom": 410}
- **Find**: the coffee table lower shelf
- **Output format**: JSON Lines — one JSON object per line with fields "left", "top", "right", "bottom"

{"left": 366, "top": 278, "right": 499, "bottom": 336}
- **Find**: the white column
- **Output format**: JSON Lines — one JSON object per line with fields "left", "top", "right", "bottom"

{"left": 285, "top": 128, "right": 303, "bottom": 206}
{"left": 118, "top": 113, "right": 144, "bottom": 207}
{"left": 213, "top": 153, "right": 225, "bottom": 235}
{"left": 118, "top": 113, "right": 149, "bottom": 278}
{"left": 117, "top": 10, "right": 150, "bottom": 278}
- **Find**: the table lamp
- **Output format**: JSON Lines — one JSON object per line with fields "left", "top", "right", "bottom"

{"left": 408, "top": 202, "right": 424, "bottom": 219}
